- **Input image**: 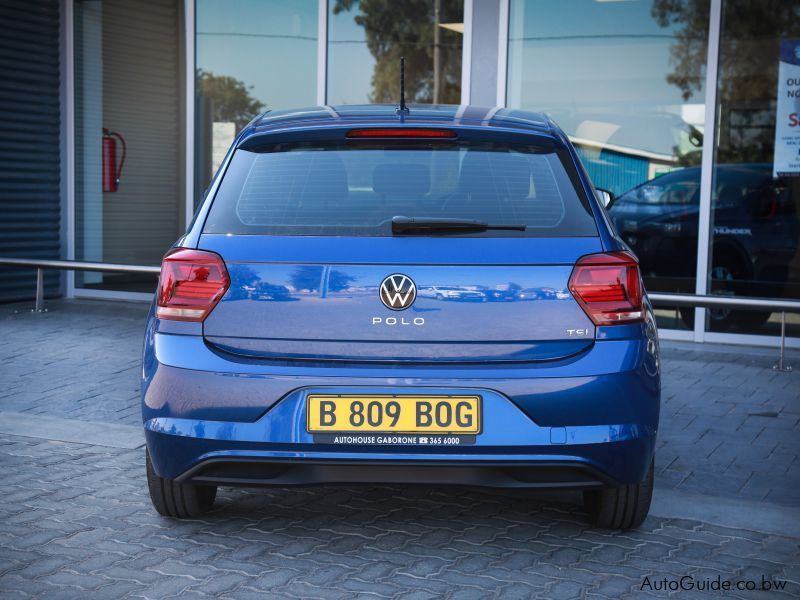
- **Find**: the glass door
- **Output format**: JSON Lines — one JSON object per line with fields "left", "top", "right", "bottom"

{"left": 74, "top": 0, "right": 185, "bottom": 293}
{"left": 706, "top": 0, "right": 800, "bottom": 338}
{"left": 506, "top": 0, "right": 711, "bottom": 333}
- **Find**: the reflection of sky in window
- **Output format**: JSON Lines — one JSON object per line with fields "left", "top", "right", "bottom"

{"left": 507, "top": 0, "right": 708, "bottom": 155}
{"left": 327, "top": 2, "right": 375, "bottom": 105}
{"left": 196, "top": 0, "right": 318, "bottom": 110}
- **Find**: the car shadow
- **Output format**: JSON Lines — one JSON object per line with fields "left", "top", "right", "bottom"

{"left": 197, "top": 484, "right": 592, "bottom": 531}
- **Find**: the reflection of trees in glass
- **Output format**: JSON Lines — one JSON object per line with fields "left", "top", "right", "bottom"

{"left": 226, "top": 265, "right": 260, "bottom": 300}
{"left": 290, "top": 266, "right": 357, "bottom": 293}
{"left": 651, "top": 0, "right": 710, "bottom": 167}
{"left": 328, "top": 270, "right": 357, "bottom": 292}
{"left": 651, "top": 0, "right": 711, "bottom": 103}
{"left": 291, "top": 266, "right": 323, "bottom": 292}
{"left": 333, "top": 0, "right": 462, "bottom": 104}
{"left": 196, "top": 69, "right": 265, "bottom": 130}
{"left": 653, "top": 0, "right": 800, "bottom": 163}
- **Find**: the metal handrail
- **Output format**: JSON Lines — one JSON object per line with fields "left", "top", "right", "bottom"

{"left": 648, "top": 292, "right": 800, "bottom": 313}
{"left": 649, "top": 292, "right": 798, "bottom": 371}
{"left": 0, "top": 257, "right": 160, "bottom": 275}
{"left": 0, "top": 257, "right": 160, "bottom": 314}
{"left": 1, "top": 257, "right": 796, "bottom": 371}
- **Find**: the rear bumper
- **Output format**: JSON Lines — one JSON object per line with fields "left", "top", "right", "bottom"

{"left": 174, "top": 457, "right": 620, "bottom": 489}
{"left": 142, "top": 324, "right": 660, "bottom": 487}
{"left": 146, "top": 435, "right": 649, "bottom": 489}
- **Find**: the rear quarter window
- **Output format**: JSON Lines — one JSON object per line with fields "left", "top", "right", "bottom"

{"left": 202, "top": 143, "right": 598, "bottom": 237}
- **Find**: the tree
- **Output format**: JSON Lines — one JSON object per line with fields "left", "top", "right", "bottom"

{"left": 196, "top": 69, "right": 265, "bottom": 130}
{"left": 333, "top": 0, "right": 462, "bottom": 104}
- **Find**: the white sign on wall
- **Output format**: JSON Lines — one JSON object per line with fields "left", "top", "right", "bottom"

{"left": 774, "top": 40, "right": 800, "bottom": 177}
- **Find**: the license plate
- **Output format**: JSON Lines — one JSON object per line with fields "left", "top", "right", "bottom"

{"left": 306, "top": 395, "right": 481, "bottom": 434}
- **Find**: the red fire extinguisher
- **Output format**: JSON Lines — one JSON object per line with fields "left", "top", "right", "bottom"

{"left": 102, "top": 128, "right": 126, "bottom": 193}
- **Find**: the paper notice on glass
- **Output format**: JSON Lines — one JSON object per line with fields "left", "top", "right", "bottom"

{"left": 774, "top": 40, "right": 800, "bottom": 177}
{"left": 212, "top": 122, "right": 236, "bottom": 174}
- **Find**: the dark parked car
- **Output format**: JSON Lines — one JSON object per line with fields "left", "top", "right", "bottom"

{"left": 610, "top": 165, "right": 799, "bottom": 329}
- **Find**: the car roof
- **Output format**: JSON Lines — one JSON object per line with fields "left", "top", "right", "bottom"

{"left": 641, "top": 163, "right": 773, "bottom": 184}
{"left": 240, "top": 104, "right": 555, "bottom": 143}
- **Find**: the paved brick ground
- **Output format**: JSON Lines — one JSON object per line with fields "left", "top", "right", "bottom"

{"left": 1, "top": 299, "right": 797, "bottom": 505}
{"left": 1, "top": 299, "right": 799, "bottom": 598}
{"left": 1, "top": 435, "right": 798, "bottom": 599}
{"left": 0, "top": 300, "right": 143, "bottom": 427}
{"left": 656, "top": 342, "right": 800, "bottom": 506}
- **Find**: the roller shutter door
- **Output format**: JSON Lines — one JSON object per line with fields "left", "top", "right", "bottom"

{"left": 0, "top": 0, "right": 61, "bottom": 301}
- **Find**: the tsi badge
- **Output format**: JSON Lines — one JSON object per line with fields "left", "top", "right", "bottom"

{"left": 374, "top": 273, "right": 424, "bottom": 326}
{"left": 567, "top": 328, "right": 590, "bottom": 336}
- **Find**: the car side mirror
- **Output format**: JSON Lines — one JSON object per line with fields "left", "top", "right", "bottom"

{"left": 595, "top": 188, "right": 615, "bottom": 208}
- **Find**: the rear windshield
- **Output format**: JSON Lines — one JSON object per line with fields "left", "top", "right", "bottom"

{"left": 202, "top": 143, "right": 598, "bottom": 237}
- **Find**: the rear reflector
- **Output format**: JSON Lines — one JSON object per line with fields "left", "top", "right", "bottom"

{"left": 156, "top": 248, "right": 230, "bottom": 322}
{"left": 568, "top": 251, "right": 644, "bottom": 325}
{"left": 346, "top": 128, "right": 456, "bottom": 139}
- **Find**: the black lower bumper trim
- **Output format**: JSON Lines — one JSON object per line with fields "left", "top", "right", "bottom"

{"left": 177, "top": 458, "right": 616, "bottom": 489}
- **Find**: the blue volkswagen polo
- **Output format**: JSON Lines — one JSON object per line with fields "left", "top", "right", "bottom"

{"left": 142, "top": 104, "right": 660, "bottom": 529}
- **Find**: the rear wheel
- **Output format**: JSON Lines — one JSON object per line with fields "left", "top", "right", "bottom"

{"left": 146, "top": 450, "right": 216, "bottom": 518}
{"left": 679, "top": 254, "right": 770, "bottom": 331}
{"left": 583, "top": 459, "right": 653, "bottom": 529}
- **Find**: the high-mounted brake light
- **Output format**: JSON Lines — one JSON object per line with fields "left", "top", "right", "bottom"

{"left": 346, "top": 128, "right": 456, "bottom": 139}
{"left": 156, "top": 248, "right": 230, "bottom": 322}
{"left": 568, "top": 251, "right": 644, "bottom": 326}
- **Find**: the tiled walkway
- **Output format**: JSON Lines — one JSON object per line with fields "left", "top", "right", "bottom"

{"left": 1, "top": 299, "right": 798, "bottom": 598}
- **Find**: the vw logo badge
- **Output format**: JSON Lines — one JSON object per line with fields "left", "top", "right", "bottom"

{"left": 379, "top": 274, "right": 417, "bottom": 310}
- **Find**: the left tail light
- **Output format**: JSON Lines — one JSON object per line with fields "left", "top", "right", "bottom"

{"left": 156, "top": 248, "right": 230, "bottom": 321}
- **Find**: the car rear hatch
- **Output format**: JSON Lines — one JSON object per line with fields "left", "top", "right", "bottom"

{"left": 193, "top": 129, "right": 604, "bottom": 363}
{"left": 199, "top": 235, "right": 600, "bottom": 363}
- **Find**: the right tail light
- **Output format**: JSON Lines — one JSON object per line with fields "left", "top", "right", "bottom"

{"left": 568, "top": 251, "right": 644, "bottom": 325}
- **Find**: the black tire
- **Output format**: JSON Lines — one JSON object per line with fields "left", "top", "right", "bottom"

{"left": 735, "top": 310, "right": 771, "bottom": 329}
{"left": 146, "top": 450, "right": 216, "bottom": 518}
{"left": 680, "top": 303, "right": 772, "bottom": 331}
{"left": 679, "top": 253, "right": 769, "bottom": 331}
{"left": 583, "top": 459, "right": 654, "bottom": 529}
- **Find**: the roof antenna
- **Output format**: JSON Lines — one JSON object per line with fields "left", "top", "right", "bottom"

{"left": 396, "top": 56, "right": 410, "bottom": 117}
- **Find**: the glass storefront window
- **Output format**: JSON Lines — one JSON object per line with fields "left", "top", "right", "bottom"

{"left": 74, "top": 0, "right": 183, "bottom": 292}
{"left": 707, "top": 0, "right": 800, "bottom": 337}
{"left": 507, "top": 0, "right": 710, "bottom": 331}
{"left": 327, "top": 0, "right": 463, "bottom": 105}
{"left": 195, "top": 0, "right": 318, "bottom": 196}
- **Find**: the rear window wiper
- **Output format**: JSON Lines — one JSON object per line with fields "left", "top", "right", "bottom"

{"left": 391, "top": 216, "right": 527, "bottom": 235}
